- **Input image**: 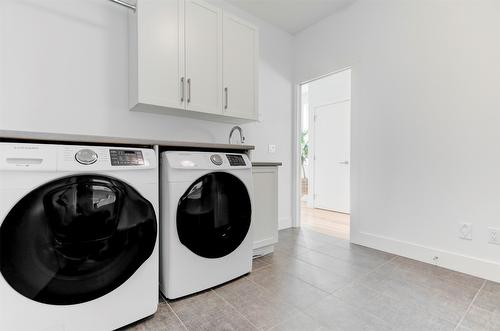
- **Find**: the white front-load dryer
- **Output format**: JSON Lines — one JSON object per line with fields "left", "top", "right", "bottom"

{"left": 160, "top": 151, "right": 253, "bottom": 299}
{"left": 0, "top": 142, "right": 159, "bottom": 331}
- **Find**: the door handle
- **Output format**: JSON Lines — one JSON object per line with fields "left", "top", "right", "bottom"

{"left": 339, "top": 161, "right": 349, "bottom": 165}
{"left": 187, "top": 78, "right": 191, "bottom": 103}
{"left": 180, "top": 77, "right": 185, "bottom": 102}
{"left": 224, "top": 87, "right": 228, "bottom": 110}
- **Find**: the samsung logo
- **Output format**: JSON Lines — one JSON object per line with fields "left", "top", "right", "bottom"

{"left": 13, "top": 146, "right": 39, "bottom": 150}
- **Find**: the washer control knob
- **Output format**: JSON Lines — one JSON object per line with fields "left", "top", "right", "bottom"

{"left": 75, "top": 149, "right": 98, "bottom": 165}
{"left": 210, "top": 154, "right": 223, "bottom": 166}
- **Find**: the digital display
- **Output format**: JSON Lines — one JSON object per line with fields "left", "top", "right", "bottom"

{"left": 226, "top": 154, "right": 246, "bottom": 166}
{"left": 110, "top": 149, "right": 144, "bottom": 166}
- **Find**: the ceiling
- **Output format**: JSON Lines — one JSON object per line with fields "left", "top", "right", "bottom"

{"left": 226, "top": 0, "right": 356, "bottom": 35}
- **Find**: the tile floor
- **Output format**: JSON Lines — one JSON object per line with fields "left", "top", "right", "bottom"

{"left": 123, "top": 228, "right": 500, "bottom": 330}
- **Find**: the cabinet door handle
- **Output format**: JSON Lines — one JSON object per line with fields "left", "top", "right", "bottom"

{"left": 187, "top": 78, "right": 191, "bottom": 103}
{"left": 180, "top": 77, "right": 185, "bottom": 102}
{"left": 224, "top": 87, "right": 228, "bottom": 110}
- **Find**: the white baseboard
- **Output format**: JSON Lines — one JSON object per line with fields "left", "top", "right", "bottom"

{"left": 352, "top": 231, "right": 500, "bottom": 283}
{"left": 253, "top": 245, "right": 274, "bottom": 257}
{"left": 278, "top": 217, "right": 291, "bottom": 230}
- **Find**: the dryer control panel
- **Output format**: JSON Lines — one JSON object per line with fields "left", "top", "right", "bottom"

{"left": 110, "top": 149, "right": 144, "bottom": 166}
{"left": 163, "top": 151, "right": 251, "bottom": 170}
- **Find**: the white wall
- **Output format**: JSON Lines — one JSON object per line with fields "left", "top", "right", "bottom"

{"left": 294, "top": 0, "right": 500, "bottom": 281}
{"left": 0, "top": 0, "right": 294, "bottom": 229}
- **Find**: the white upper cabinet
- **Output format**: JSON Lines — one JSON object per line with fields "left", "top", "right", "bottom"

{"left": 185, "top": 0, "right": 223, "bottom": 115}
{"left": 223, "top": 13, "right": 258, "bottom": 120}
{"left": 129, "top": 0, "right": 259, "bottom": 123}
{"left": 129, "top": 0, "right": 185, "bottom": 110}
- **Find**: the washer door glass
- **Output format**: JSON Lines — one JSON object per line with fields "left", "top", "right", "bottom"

{"left": 0, "top": 175, "right": 157, "bottom": 305}
{"left": 177, "top": 172, "right": 251, "bottom": 259}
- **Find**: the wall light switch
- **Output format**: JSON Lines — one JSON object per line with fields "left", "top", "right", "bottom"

{"left": 459, "top": 222, "right": 472, "bottom": 240}
{"left": 268, "top": 144, "right": 277, "bottom": 153}
{"left": 489, "top": 228, "right": 500, "bottom": 245}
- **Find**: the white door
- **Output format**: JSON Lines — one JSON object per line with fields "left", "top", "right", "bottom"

{"left": 185, "top": 0, "right": 222, "bottom": 114}
{"left": 222, "top": 13, "right": 258, "bottom": 119}
{"left": 137, "top": 0, "right": 185, "bottom": 109}
{"left": 313, "top": 101, "right": 350, "bottom": 213}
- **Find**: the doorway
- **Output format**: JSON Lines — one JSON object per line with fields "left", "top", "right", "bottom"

{"left": 298, "top": 68, "right": 351, "bottom": 239}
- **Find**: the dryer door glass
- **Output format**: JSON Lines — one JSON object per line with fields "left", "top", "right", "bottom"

{"left": 177, "top": 172, "right": 251, "bottom": 258}
{"left": 0, "top": 175, "right": 157, "bottom": 305}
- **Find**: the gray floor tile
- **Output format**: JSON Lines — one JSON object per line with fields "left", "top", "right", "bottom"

{"left": 259, "top": 249, "right": 297, "bottom": 267}
{"left": 251, "top": 256, "right": 271, "bottom": 272}
{"left": 272, "top": 256, "right": 352, "bottom": 293}
{"left": 278, "top": 235, "right": 394, "bottom": 272}
{"left": 122, "top": 303, "right": 186, "bottom": 331}
{"left": 214, "top": 277, "right": 300, "bottom": 330}
{"left": 169, "top": 291, "right": 257, "bottom": 331}
{"left": 356, "top": 268, "right": 471, "bottom": 324}
{"left": 378, "top": 258, "right": 481, "bottom": 302}
{"left": 293, "top": 247, "right": 371, "bottom": 279}
{"left": 474, "top": 281, "right": 500, "bottom": 314}
{"left": 274, "top": 239, "right": 311, "bottom": 257}
{"left": 333, "top": 283, "right": 455, "bottom": 330}
{"left": 269, "top": 311, "right": 330, "bottom": 331}
{"left": 304, "top": 295, "right": 392, "bottom": 331}
{"left": 130, "top": 228, "right": 493, "bottom": 331}
{"left": 460, "top": 305, "right": 500, "bottom": 331}
{"left": 392, "top": 257, "right": 484, "bottom": 290}
{"left": 247, "top": 264, "right": 330, "bottom": 309}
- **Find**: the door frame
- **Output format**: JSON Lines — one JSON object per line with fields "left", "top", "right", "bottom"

{"left": 292, "top": 66, "right": 352, "bottom": 230}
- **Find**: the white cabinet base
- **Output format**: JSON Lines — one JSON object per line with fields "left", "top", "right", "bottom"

{"left": 130, "top": 103, "right": 256, "bottom": 124}
{"left": 252, "top": 166, "right": 279, "bottom": 256}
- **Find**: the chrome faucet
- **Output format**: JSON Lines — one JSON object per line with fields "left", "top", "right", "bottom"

{"left": 229, "top": 126, "right": 245, "bottom": 144}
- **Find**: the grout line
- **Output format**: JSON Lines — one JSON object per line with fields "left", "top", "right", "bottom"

{"left": 211, "top": 289, "right": 261, "bottom": 331}
{"left": 454, "top": 279, "right": 487, "bottom": 331}
{"left": 166, "top": 301, "right": 189, "bottom": 331}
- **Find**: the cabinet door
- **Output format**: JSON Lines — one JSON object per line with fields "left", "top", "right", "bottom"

{"left": 252, "top": 167, "right": 278, "bottom": 250}
{"left": 223, "top": 13, "right": 258, "bottom": 119}
{"left": 135, "top": 0, "right": 185, "bottom": 109}
{"left": 185, "top": 0, "right": 222, "bottom": 114}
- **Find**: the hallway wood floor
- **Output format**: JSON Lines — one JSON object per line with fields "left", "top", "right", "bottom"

{"left": 301, "top": 203, "right": 350, "bottom": 240}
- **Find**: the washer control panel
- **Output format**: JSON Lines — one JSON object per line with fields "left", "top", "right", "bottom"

{"left": 226, "top": 154, "right": 246, "bottom": 166}
{"left": 110, "top": 149, "right": 144, "bottom": 166}
{"left": 210, "top": 154, "right": 223, "bottom": 166}
{"left": 75, "top": 149, "right": 98, "bottom": 165}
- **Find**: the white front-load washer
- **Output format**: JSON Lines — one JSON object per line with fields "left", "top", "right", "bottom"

{"left": 0, "top": 142, "right": 159, "bottom": 331}
{"left": 160, "top": 151, "right": 253, "bottom": 299}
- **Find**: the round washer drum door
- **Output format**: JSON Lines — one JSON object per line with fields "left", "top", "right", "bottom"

{"left": 177, "top": 172, "right": 251, "bottom": 259}
{"left": 0, "top": 175, "right": 157, "bottom": 305}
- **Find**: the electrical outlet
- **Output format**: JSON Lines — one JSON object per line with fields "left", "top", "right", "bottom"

{"left": 488, "top": 228, "right": 500, "bottom": 245}
{"left": 268, "top": 144, "right": 277, "bottom": 153}
{"left": 459, "top": 222, "right": 472, "bottom": 240}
